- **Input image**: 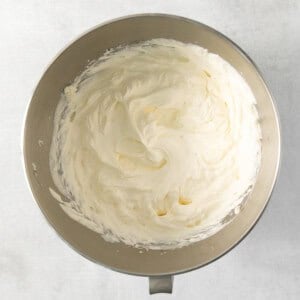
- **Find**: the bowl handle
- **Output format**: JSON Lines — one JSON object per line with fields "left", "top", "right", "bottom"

{"left": 149, "top": 275, "right": 174, "bottom": 294}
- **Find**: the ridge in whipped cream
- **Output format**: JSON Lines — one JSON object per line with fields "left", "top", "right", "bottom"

{"left": 50, "top": 39, "right": 261, "bottom": 249}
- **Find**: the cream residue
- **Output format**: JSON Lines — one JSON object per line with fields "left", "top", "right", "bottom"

{"left": 50, "top": 39, "right": 261, "bottom": 249}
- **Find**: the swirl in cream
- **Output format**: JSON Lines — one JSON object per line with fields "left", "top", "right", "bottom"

{"left": 50, "top": 39, "right": 261, "bottom": 249}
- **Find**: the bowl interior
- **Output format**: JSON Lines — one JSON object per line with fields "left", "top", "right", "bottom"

{"left": 23, "top": 14, "right": 280, "bottom": 276}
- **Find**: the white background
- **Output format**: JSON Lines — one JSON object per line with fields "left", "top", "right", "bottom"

{"left": 0, "top": 0, "right": 299, "bottom": 299}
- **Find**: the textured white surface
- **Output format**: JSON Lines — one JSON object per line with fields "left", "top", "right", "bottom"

{"left": 0, "top": 0, "right": 299, "bottom": 299}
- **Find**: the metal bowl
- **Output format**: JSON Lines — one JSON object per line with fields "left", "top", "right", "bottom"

{"left": 22, "top": 14, "right": 280, "bottom": 293}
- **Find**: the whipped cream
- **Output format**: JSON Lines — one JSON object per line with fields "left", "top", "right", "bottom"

{"left": 50, "top": 39, "right": 261, "bottom": 249}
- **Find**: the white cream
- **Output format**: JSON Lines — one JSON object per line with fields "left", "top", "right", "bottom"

{"left": 50, "top": 39, "right": 261, "bottom": 249}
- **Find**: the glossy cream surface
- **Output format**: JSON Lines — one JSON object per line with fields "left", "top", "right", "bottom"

{"left": 50, "top": 39, "right": 261, "bottom": 249}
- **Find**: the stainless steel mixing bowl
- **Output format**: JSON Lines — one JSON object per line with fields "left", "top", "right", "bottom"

{"left": 23, "top": 14, "right": 280, "bottom": 294}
